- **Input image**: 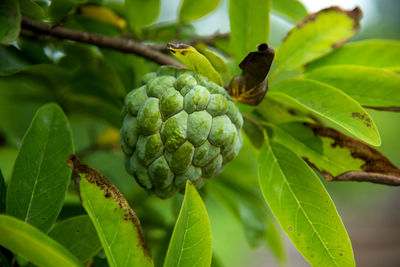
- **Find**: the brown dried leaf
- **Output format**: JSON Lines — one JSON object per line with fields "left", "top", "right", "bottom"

{"left": 228, "top": 43, "right": 275, "bottom": 105}
{"left": 308, "top": 125, "right": 400, "bottom": 186}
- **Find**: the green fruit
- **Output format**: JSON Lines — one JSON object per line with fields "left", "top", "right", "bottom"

{"left": 121, "top": 66, "right": 243, "bottom": 198}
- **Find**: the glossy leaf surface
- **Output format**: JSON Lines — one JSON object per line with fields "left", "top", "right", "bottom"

{"left": 305, "top": 65, "right": 400, "bottom": 108}
{"left": 268, "top": 122, "right": 364, "bottom": 177}
{"left": 271, "top": 7, "right": 361, "bottom": 77}
{"left": 306, "top": 40, "right": 400, "bottom": 71}
{"left": 164, "top": 182, "right": 212, "bottom": 267}
{"left": 271, "top": 79, "right": 381, "bottom": 146}
{"left": 0, "top": 215, "right": 82, "bottom": 267}
{"left": 6, "top": 103, "right": 73, "bottom": 232}
{"left": 229, "top": 0, "right": 271, "bottom": 64}
{"left": 258, "top": 141, "right": 355, "bottom": 267}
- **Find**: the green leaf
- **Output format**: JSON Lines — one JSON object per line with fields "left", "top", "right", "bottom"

{"left": 271, "top": 7, "right": 361, "bottom": 79}
{"left": 179, "top": 0, "right": 221, "bottom": 22}
{"left": 0, "top": 215, "right": 82, "bottom": 267}
{"left": 271, "top": 78, "right": 381, "bottom": 146}
{"left": 268, "top": 122, "right": 364, "bottom": 177}
{"left": 284, "top": 123, "right": 400, "bottom": 183}
{"left": 229, "top": 0, "right": 271, "bottom": 64}
{"left": 6, "top": 103, "right": 73, "bottom": 232}
{"left": 258, "top": 140, "right": 355, "bottom": 267}
{"left": 164, "top": 181, "right": 212, "bottom": 267}
{"left": 271, "top": 0, "right": 307, "bottom": 22}
{"left": 19, "top": 0, "right": 45, "bottom": 19}
{"left": 126, "top": 0, "right": 160, "bottom": 30}
{"left": 194, "top": 43, "right": 228, "bottom": 76}
{"left": 305, "top": 65, "right": 400, "bottom": 108}
{"left": 0, "top": 45, "right": 31, "bottom": 76}
{"left": 0, "top": 169, "right": 5, "bottom": 213}
{"left": 256, "top": 95, "right": 315, "bottom": 125}
{"left": 48, "top": 215, "right": 102, "bottom": 262}
{"left": 0, "top": 0, "right": 21, "bottom": 44}
{"left": 67, "top": 156, "right": 153, "bottom": 267}
{"left": 168, "top": 43, "right": 223, "bottom": 85}
{"left": 306, "top": 40, "right": 400, "bottom": 72}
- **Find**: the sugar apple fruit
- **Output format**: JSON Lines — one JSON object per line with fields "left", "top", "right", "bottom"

{"left": 120, "top": 66, "right": 243, "bottom": 198}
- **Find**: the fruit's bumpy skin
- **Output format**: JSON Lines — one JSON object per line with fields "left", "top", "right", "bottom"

{"left": 121, "top": 66, "right": 243, "bottom": 198}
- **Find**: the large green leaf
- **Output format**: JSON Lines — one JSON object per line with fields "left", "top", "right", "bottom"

{"left": 164, "top": 181, "right": 212, "bottom": 267}
{"left": 6, "top": 103, "right": 73, "bottom": 232}
{"left": 304, "top": 65, "right": 400, "bottom": 108}
{"left": 126, "top": 0, "right": 160, "bottom": 30}
{"left": 48, "top": 215, "right": 102, "bottom": 262}
{"left": 271, "top": 0, "right": 307, "bottom": 22}
{"left": 258, "top": 140, "right": 355, "bottom": 267}
{"left": 0, "top": 169, "right": 5, "bottom": 213}
{"left": 271, "top": 7, "right": 361, "bottom": 79}
{"left": 179, "top": 0, "right": 221, "bottom": 22}
{"left": 0, "top": 0, "right": 21, "bottom": 44}
{"left": 306, "top": 40, "right": 400, "bottom": 72}
{"left": 229, "top": 0, "right": 271, "bottom": 65}
{"left": 271, "top": 79, "right": 381, "bottom": 146}
{"left": 0, "top": 215, "right": 82, "bottom": 267}
{"left": 67, "top": 156, "right": 153, "bottom": 267}
{"left": 268, "top": 122, "right": 364, "bottom": 177}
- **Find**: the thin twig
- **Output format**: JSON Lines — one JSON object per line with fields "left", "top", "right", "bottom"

{"left": 363, "top": 106, "right": 400, "bottom": 112}
{"left": 330, "top": 171, "right": 400, "bottom": 186}
{"left": 20, "top": 17, "right": 185, "bottom": 68}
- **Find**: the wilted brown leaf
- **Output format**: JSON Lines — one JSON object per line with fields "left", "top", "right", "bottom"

{"left": 308, "top": 125, "right": 400, "bottom": 186}
{"left": 228, "top": 43, "right": 274, "bottom": 105}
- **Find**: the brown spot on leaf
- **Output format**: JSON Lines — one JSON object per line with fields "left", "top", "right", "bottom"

{"left": 306, "top": 124, "right": 400, "bottom": 186}
{"left": 66, "top": 155, "right": 152, "bottom": 258}
{"left": 351, "top": 112, "right": 372, "bottom": 127}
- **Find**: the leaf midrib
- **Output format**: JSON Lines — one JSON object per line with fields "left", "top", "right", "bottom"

{"left": 25, "top": 113, "right": 53, "bottom": 223}
{"left": 268, "top": 146, "right": 339, "bottom": 266}
{"left": 84, "top": 187, "right": 118, "bottom": 267}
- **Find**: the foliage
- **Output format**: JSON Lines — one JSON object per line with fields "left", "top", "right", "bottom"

{"left": 0, "top": 0, "right": 399, "bottom": 267}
